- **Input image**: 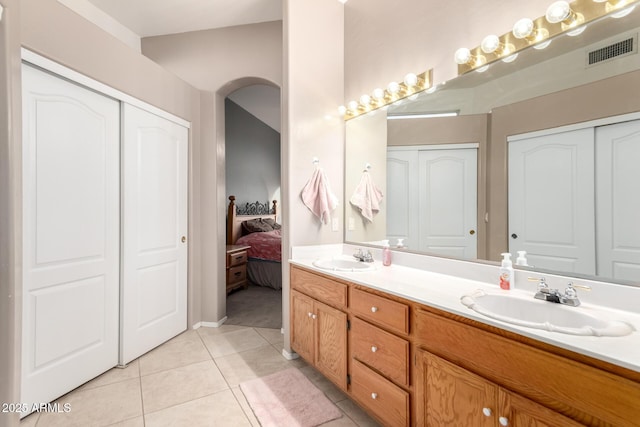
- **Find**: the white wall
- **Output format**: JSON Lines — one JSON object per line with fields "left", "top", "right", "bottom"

{"left": 282, "top": 0, "right": 344, "bottom": 352}
{"left": 141, "top": 21, "right": 283, "bottom": 324}
{"left": 344, "top": 0, "right": 551, "bottom": 102}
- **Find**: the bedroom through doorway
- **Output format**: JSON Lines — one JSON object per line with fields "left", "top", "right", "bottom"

{"left": 224, "top": 84, "right": 282, "bottom": 330}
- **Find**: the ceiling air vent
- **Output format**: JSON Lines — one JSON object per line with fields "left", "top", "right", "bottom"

{"left": 587, "top": 34, "right": 637, "bottom": 67}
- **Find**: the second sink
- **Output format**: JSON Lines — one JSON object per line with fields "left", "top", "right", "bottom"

{"left": 461, "top": 289, "right": 635, "bottom": 337}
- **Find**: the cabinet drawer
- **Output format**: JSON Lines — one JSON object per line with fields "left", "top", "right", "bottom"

{"left": 227, "top": 265, "right": 246, "bottom": 284}
{"left": 290, "top": 267, "right": 347, "bottom": 310}
{"left": 351, "top": 288, "right": 409, "bottom": 334}
{"left": 351, "top": 359, "right": 409, "bottom": 427}
{"left": 352, "top": 317, "right": 409, "bottom": 387}
{"left": 227, "top": 251, "right": 247, "bottom": 267}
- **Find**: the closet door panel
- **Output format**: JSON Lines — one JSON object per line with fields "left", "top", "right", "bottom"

{"left": 21, "top": 64, "right": 120, "bottom": 410}
{"left": 509, "top": 129, "right": 596, "bottom": 275}
{"left": 121, "top": 103, "right": 188, "bottom": 365}
{"left": 596, "top": 119, "right": 640, "bottom": 281}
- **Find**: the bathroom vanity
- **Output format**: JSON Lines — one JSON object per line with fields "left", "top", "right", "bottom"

{"left": 289, "top": 253, "right": 640, "bottom": 427}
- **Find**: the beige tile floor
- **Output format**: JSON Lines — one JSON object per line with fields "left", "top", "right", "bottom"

{"left": 20, "top": 325, "right": 380, "bottom": 427}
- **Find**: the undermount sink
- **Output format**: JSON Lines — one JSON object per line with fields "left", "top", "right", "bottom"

{"left": 461, "top": 289, "right": 635, "bottom": 337}
{"left": 312, "top": 257, "right": 377, "bottom": 272}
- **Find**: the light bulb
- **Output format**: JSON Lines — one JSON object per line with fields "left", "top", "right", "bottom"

{"left": 502, "top": 53, "right": 519, "bottom": 63}
{"left": 454, "top": 48, "right": 472, "bottom": 65}
{"left": 567, "top": 25, "right": 587, "bottom": 36}
{"left": 612, "top": 5, "right": 635, "bottom": 17}
{"left": 387, "top": 81, "right": 400, "bottom": 94}
{"left": 372, "top": 88, "right": 385, "bottom": 100}
{"left": 534, "top": 40, "right": 552, "bottom": 49}
{"left": 359, "top": 94, "right": 371, "bottom": 106}
{"left": 403, "top": 73, "right": 418, "bottom": 87}
{"left": 475, "top": 65, "right": 490, "bottom": 73}
{"left": 546, "top": 1, "right": 571, "bottom": 23}
{"left": 512, "top": 18, "right": 534, "bottom": 39}
{"left": 338, "top": 105, "right": 347, "bottom": 115}
{"left": 481, "top": 35, "right": 501, "bottom": 53}
{"left": 347, "top": 100, "right": 358, "bottom": 111}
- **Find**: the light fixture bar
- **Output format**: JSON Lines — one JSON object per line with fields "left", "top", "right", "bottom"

{"left": 456, "top": 0, "right": 640, "bottom": 75}
{"left": 341, "top": 69, "right": 433, "bottom": 120}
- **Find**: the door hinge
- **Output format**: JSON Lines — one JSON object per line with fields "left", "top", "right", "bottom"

{"left": 347, "top": 374, "right": 351, "bottom": 385}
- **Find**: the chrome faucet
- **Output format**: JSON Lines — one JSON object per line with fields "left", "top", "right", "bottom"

{"left": 529, "top": 277, "right": 591, "bottom": 307}
{"left": 353, "top": 248, "right": 374, "bottom": 263}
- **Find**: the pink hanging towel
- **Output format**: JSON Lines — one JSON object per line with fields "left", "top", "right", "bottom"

{"left": 301, "top": 168, "right": 339, "bottom": 224}
{"left": 350, "top": 171, "right": 383, "bottom": 222}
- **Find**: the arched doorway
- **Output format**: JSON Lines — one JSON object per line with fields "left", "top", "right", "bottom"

{"left": 222, "top": 83, "right": 282, "bottom": 329}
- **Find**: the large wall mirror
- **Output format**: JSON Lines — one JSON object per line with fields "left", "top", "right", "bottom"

{"left": 345, "top": 7, "right": 640, "bottom": 287}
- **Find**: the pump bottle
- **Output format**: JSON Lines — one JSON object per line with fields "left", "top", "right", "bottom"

{"left": 499, "top": 252, "right": 514, "bottom": 290}
{"left": 382, "top": 240, "right": 392, "bottom": 266}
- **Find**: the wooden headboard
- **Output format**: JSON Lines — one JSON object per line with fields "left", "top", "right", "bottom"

{"left": 227, "top": 195, "right": 278, "bottom": 245}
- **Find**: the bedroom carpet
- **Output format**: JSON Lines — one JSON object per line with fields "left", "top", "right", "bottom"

{"left": 240, "top": 367, "right": 343, "bottom": 427}
{"left": 225, "top": 284, "right": 282, "bottom": 329}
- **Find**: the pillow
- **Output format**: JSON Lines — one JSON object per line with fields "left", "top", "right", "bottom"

{"left": 241, "top": 218, "right": 281, "bottom": 235}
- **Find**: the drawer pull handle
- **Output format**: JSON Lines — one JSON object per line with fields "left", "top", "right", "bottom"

{"left": 234, "top": 272, "right": 242, "bottom": 277}
{"left": 371, "top": 392, "right": 378, "bottom": 400}
{"left": 499, "top": 416, "right": 509, "bottom": 426}
{"left": 311, "top": 314, "right": 317, "bottom": 319}
{"left": 482, "top": 408, "right": 492, "bottom": 417}
{"left": 308, "top": 312, "right": 313, "bottom": 318}
{"left": 371, "top": 346, "right": 378, "bottom": 353}
{"left": 371, "top": 306, "right": 378, "bottom": 313}
{"left": 235, "top": 256, "right": 243, "bottom": 260}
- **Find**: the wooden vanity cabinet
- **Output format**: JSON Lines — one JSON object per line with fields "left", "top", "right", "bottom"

{"left": 349, "top": 287, "right": 411, "bottom": 427}
{"left": 416, "top": 350, "right": 582, "bottom": 427}
{"left": 290, "top": 268, "right": 348, "bottom": 390}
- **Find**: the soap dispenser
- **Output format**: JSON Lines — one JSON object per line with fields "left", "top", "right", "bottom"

{"left": 499, "top": 252, "right": 514, "bottom": 290}
{"left": 516, "top": 250, "right": 528, "bottom": 266}
{"left": 382, "top": 240, "right": 392, "bottom": 266}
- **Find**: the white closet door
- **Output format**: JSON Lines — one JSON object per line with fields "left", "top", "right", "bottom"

{"left": 386, "top": 149, "right": 419, "bottom": 248}
{"left": 120, "top": 103, "right": 188, "bottom": 365}
{"left": 509, "top": 128, "right": 595, "bottom": 274}
{"left": 418, "top": 148, "right": 477, "bottom": 258}
{"left": 596, "top": 120, "right": 640, "bottom": 281}
{"left": 21, "top": 64, "right": 120, "bottom": 409}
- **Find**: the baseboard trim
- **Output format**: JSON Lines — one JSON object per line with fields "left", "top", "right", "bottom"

{"left": 200, "top": 317, "right": 228, "bottom": 328}
{"left": 282, "top": 348, "right": 299, "bottom": 360}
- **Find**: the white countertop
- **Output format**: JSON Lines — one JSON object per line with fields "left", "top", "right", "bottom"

{"left": 289, "top": 250, "right": 640, "bottom": 374}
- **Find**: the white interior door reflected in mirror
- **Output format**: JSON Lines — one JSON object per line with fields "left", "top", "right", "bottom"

{"left": 388, "top": 145, "right": 477, "bottom": 258}
{"left": 509, "top": 128, "right": 596, "bottom": 275}
{"left": 595, "top": 120, "right": 640, "bottom": 281}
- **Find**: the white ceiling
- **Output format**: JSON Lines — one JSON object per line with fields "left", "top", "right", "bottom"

{"left": 78, "top": 0, "right": 282, "bottom": 132}
{"left": 87, "top": 0, "right": 282, "bottom": 37}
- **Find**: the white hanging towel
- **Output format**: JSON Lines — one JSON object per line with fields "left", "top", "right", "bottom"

{"left": 301, "top": 168, "right": 339, "bottom": 224}
{"left": 350, "top": 171, "right": 383, "bottom": 222}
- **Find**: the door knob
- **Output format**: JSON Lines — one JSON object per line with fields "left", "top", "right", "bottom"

{"left": 511, "top": 233, "right": 518, "bottom": 239}
{"left": 181, "top": 236, "right": 186, "bottom": 243}
{"left": 469, "top": 230, "right": 476, "bottom": 235}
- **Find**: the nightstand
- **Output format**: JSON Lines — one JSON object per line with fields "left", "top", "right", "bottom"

{"left": 226, "top": 245, "right": 250, "bottom": 294}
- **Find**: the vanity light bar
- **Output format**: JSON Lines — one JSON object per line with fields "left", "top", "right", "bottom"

{"left": 340, "top": 69, "right": 433, "bottom": 121}
{"left": 456, "top": 0, "right": 640, "bottom": 75}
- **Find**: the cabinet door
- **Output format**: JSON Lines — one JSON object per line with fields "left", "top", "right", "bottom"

{"left": 315, "top": 300, "right": 348, "bottom": 390}
{"left": 500, "top": 389, "right": 583, "bottom": 427}
{"left": 290, "top": 290, "right": 315, "bottom": 362}
{"left": 416, "top": 350, "right": 496, "bottom": 427}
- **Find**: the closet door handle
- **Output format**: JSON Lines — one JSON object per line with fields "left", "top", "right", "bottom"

{"left": 181, "top": 236, "right": 186, "bottom": 243}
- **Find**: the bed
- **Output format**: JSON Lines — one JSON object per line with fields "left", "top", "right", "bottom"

{"left": 227, "top": 195, "right": 282, "bottom": 290}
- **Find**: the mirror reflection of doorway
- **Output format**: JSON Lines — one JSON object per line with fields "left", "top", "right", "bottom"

{"left": 224, "top": 84, "right": 282, "bottom": 330}
{"left": 387, "top": 144, "right": 478, "bottom": 258}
